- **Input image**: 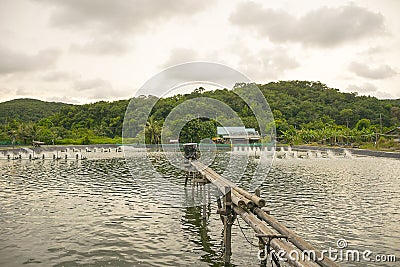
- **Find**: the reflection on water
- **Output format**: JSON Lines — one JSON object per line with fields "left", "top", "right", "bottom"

{"left": 0, "top": 154, "right": 399, "bottom": 266}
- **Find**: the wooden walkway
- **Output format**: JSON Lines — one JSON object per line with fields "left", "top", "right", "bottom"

{"left": 191, "top": 161, "right": 339, "bottom": 267}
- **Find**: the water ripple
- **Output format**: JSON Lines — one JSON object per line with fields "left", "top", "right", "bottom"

{"left": 0, "top": 154, "right": 399, "bottom": 266}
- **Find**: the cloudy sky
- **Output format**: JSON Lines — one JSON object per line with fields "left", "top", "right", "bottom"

{"left": 0, "top": 0, "right": 399, "bottom": 103}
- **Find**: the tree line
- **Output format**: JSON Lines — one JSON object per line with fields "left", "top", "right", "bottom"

{"left": 0, "top": 81, "right": 399, "bottom": 148}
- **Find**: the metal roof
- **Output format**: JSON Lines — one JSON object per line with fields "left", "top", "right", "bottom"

{"left": 217, "top": 127, "right": 259, "bottom": 137}
{"left": 217, "top": 127, "right": 246, "bottom": 136}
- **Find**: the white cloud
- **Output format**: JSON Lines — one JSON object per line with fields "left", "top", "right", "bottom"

{"left": 162, "top": 48, "right": 198, "bottom": 68}
{"left": 72, "top": 78, "right": 129, "bottom": 100}
{"left": 374, "top": 90, "right": 394, "bottom": 99}
{"left": 15, "top": 87, "right": 30, "bottom": 96}
{"left": 35, "top": 0, "right": 208, "bottom": 35}
{"left": 0, "top": 0, "right": 399, "bottom": 102}
{"left": 42, "top": 71, "right": 78, "bottom": 82}
{"left": 0, "top": 46, "right": 60, "bottom": 74}
{"left": 347, "top": 82, "right": 378, "bottom": 93}
{"left": 70, "top": 37, "right": 131, "bottom": 56}
{"left": 46, "top": 95, "right": 80, "bottom": 104}
{"left": 0, "top": 87, "right": 13, "bottom": 103}
{"left": 74, "top": 78, "right": 111, "bottom": 91}
{"left": 233, "top": 45, "right": 300, "bottom": 80}
{"left": 346, "top": 82, "right": 396, "bottom": 99}
{"left": 229, "top": 3, "right": 386, "bottom": 47}
{"left": 349, "top": 62, "right": 397, "bottom": 79}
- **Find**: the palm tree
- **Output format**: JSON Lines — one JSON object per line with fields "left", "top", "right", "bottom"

{"left": 145, "top": 116, "right": 161, "bottom": 144}
{"left": 18, "top": 123, "right": 41, "bottom": 145}
{"left": 17, "top": 124, "right": 29, "bottom": 144}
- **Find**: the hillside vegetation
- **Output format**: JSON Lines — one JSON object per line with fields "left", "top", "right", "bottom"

{"left": 0, "top": 81, "right": 399, "bottom": 148}
{"left": 0, "top": 98, "right": 70, "bottom": 124}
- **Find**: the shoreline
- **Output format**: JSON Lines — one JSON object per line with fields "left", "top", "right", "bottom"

{"left": 0, "top": 144, "right": 119, "bottom": 153}
{"left": 0, "top": 144, "right": 123, "bottom": 161}
{"left": 1, "top": 143, "right": 399, "bottom": 159}
{"left": 292, "top": 145, "right": 400, "bottom": 159}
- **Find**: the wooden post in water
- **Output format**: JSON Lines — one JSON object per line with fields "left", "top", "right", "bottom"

{"left": 202, "top": 183, "right": 207, "bottom": 220}
{"left": 217, "top": 186, "right": 234, "bottom": 265}
{"left": 223, "top": 186, "right": 232, "bottom": 265}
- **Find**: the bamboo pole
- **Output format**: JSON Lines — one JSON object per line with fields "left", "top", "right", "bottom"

{"left": 197, "top": 165, "right": 229, "bottom": 194}
{"left": 192, "top": 161, "right": 266, "bottom": 207}
{"left": 231, "top": 190, "right": 246, "bottom": 208}
{"left": 232, "top": 189, "right": 255, "bottom": 209}
{"left": 197, "top": 165, "right": 247, "bottom": 209}
{"left": 233, "top": 186, "right": 266, "bottom": 208}
{"left": 191, "top": 161, "right": 331, "bottom": 267}
{"left": 233, "top": 206, "right": 319, "bottom": 267}
{"left": 253, "top": 207, "right": 339, "bottom": 267}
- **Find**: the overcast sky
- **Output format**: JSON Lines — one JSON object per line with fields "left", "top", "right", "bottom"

{"left": 1, "top": 0, "right": 399, "bottom": 104}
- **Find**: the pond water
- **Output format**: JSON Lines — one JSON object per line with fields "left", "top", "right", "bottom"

{"left": 0, "top": 152, "right": 399, "bottom": 266}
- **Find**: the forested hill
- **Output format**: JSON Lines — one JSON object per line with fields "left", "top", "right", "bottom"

{"left": 0, "top": 81, "right": 399, "bottom": 146}
{"left": 0, "top": 98, "right": 70, "bottom": 124}
{"left": 259, "top": 81, "right": 399, "bottom": 127}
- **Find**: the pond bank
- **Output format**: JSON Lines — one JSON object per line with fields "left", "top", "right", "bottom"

{"left": 292, "top": 145, "right": 400, "bottom": 159}
{"left": 0, "top": 144, "right": 124, "bottom": 161}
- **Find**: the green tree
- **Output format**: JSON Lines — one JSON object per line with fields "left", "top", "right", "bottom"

{"left": 145, "top": 116, "right": 161, "bottom": 144}
{"left": 340, "top": 109, "right": 354, "bottom": 128}
{"left": 355, "top": 118, "right": 371, "bottom": 131}
{"left": 179, "top": 119, "right": 216, "bottom": 143}
{"left": 391, "top": 106, "right": 400, "bottom": 125}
